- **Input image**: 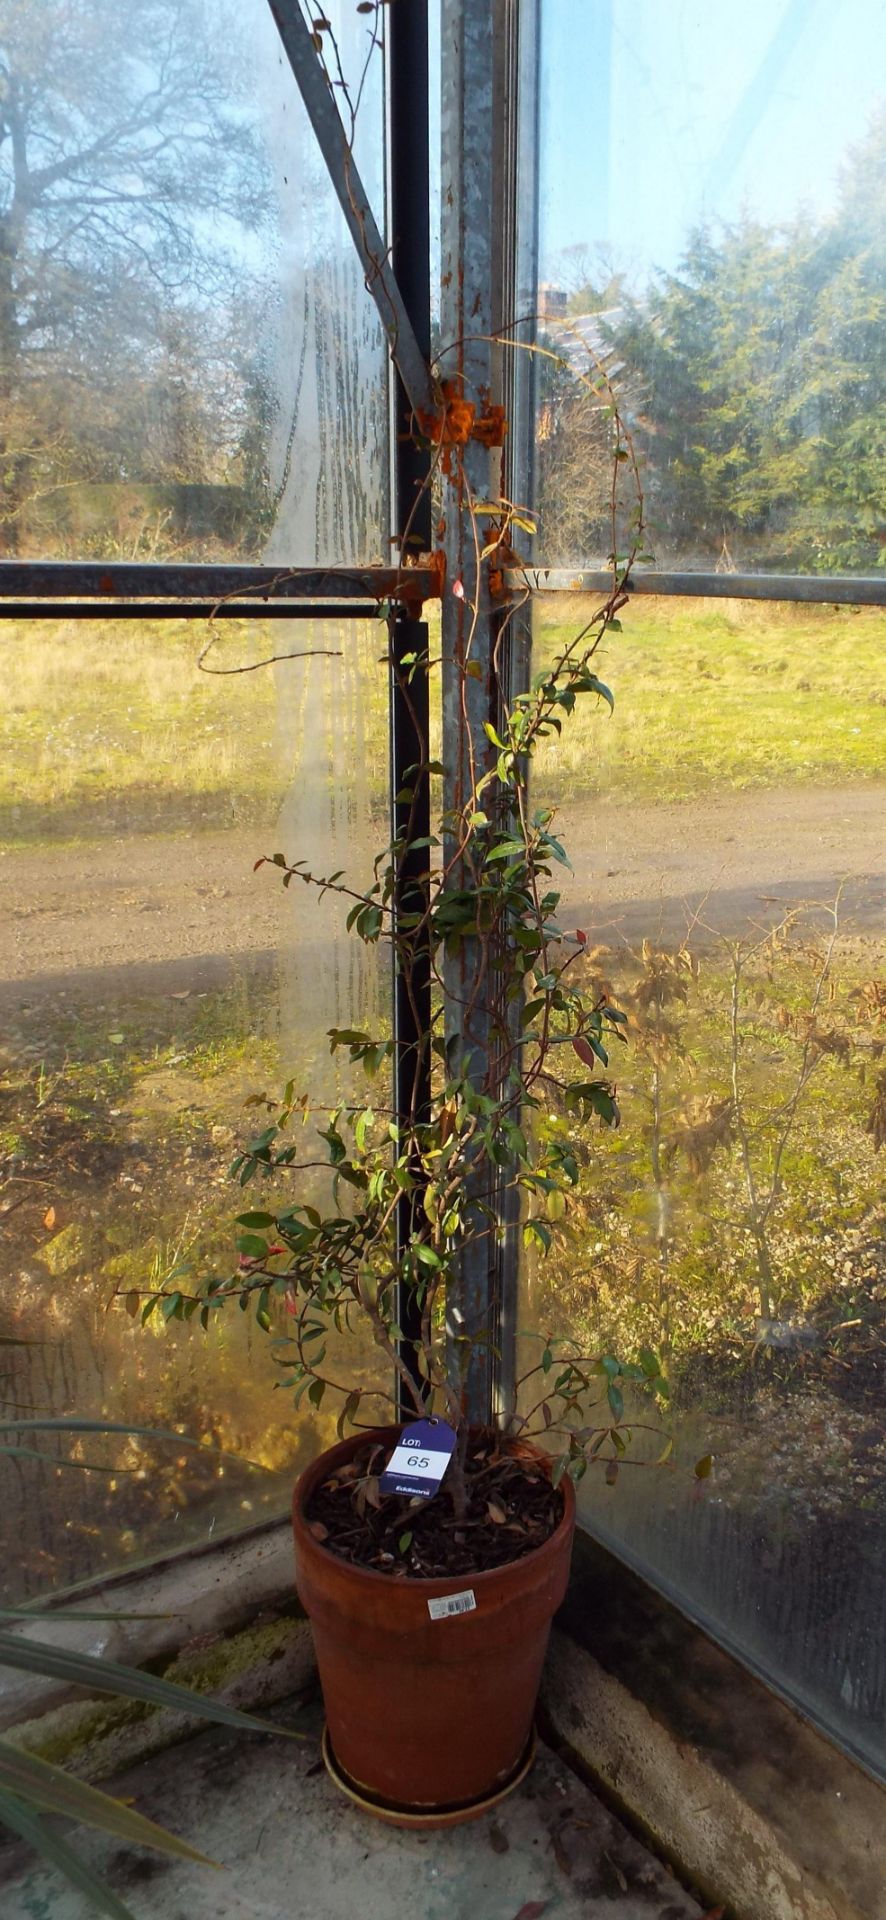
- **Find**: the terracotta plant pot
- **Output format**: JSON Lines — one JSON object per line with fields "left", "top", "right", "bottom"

{"left": 292, "top": 1425, "right": 576, "bottom": 1825}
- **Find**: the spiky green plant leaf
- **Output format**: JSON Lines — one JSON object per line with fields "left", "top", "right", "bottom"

{"left": 0, "top": 1744, "right": 216, "bottom": 1863}
{"left": 0, "top": 1632, "right": 303, "bottom": 1738}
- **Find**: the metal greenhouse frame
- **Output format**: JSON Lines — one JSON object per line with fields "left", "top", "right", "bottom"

{"left": 2, "top": 0, "right": 884, "bottom": 1443}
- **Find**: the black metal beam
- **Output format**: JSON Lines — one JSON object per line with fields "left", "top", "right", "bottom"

{"left": 390, "top": 0, "right": 433, "bottom": 1418}
{"left": 0, "top": 560, "right": 439, "bottom": 604}
{"left": 506, "top": 567, "right": 886, "bottom": 607}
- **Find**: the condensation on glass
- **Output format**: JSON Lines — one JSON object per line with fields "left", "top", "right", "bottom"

{"left": 0, "top": 615, "right": 389, "bottom": 1602}
{"left": 532, "top": 0, "right": 886, "bottom": 576}
{"left": 0, "top": 0, "right": 388, "bottom": 567}
{"left": 519, "top": 591, "right": 886, "bottom": 1777}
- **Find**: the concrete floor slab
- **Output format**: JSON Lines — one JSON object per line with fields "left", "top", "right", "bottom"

{"left": 2, "top": 1697, "right": 705, "bottom": 1920}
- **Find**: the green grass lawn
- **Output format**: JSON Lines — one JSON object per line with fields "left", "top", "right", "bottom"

{"left": 0, "top": 613, "right": 389, "bottom": 848}
{"left": 532, "top": 597, "right": 886, "bottom": 804}
{"left": 1, "top": 598, "right": 882, "bottom": 849}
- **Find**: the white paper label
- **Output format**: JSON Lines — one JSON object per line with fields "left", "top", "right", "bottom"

{"left": 427, "top": 1589, "right": 477, "bottom": 1620}
{"left": 384, "top": 1444, "right": 454, "bottom": 1485}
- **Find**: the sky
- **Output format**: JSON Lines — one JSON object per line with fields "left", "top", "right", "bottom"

{"left": 538, "top": 0, "right": 886, "bottom": 287}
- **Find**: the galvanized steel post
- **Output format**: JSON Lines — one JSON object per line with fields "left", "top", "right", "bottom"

{"left": 439, "top": 0, "right": 518, "bottom": 1425}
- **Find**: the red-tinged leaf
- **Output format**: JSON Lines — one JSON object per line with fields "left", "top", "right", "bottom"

{"left": 308, "top": 1521, "right": 329, "bottom": 1542}
{"left": 452, "top": 578, "right": 465, "bottom": 599}
{"left": 572, "top": 1034, "right": 596, "bottom": 1070}
{"left": 253, "top": 857, "right": 265, "bottom": 872}
{"left": 574, "top": 929, "right": 587, "bottom": 946}
{"left": 42, "top": 1207, "right": 56, "bottom": 1231}
{"left": 510, "top": 1904, "right": 548, "bottom": 1920}
{"left": 699, "top": 1909, "right": 726, "bottom": 1919}
{"left": 605, "top": 1458, "right": 619, "bottom": 1486}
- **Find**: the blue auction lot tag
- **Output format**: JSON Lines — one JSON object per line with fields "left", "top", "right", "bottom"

{"left": 379, "top": 1417, "right": 457, "bottom": 1500}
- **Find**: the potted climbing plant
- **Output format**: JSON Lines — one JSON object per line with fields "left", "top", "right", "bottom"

{"left": 138, "top": 0, "right": 669, "bottom": 1804}
{"left": 140, "top": 356, "right": 675, "bottom": 1821}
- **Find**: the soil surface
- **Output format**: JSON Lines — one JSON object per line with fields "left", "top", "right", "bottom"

{"left": 305, "top": 1432, "right": 565, "bottom": 1577}
{"left": 2, "top": 782, "right": 883, "bottom": 1013}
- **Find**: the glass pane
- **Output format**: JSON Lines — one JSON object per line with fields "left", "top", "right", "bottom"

{"left": 534, "top": 0, "right": 886, "bottom": 574}
{"left": 0, "top": 613, "right": 390, "bottom": 1601}
{"left": 0, "top": 0, "right": 388, "bottom": 565}
{"left": 520, "top": 593, "right": 886, "bottom": 1778}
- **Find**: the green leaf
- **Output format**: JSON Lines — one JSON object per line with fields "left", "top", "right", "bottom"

{"left": 398, "top": 1531, "right": 413, "bottom": 1554}
{"left": 0, "top": 1446, "right": 122, "bottom": 1473}
{"left": 0, "top": 1745, "right": 216, "bottom": 1866}
{"left": 0, "top": 1419, "right": 204, "bottom": 1446}
{"left": 236, "top": 1233, "right": 268, "bottom": 1260}
{"left": 0, "top": 1633, "right": 302, "bottom": 1739}
{"left": 607, "top": 1382, "right": 624, "bottom": 1421}
{"left": 522, "top": 1219, "right": 552, "bottom": 1254}
{"left": 235, "top": 1210, "right": 276, "bottom": 1229}
{"left": 0, "top": 1789, "right": 143, "bottom": 1920}
{"left": 585, "top": 675, "right": 614, "bottom": 713}
{"left": 694, "top": 1453, "right": 714, "bottom": 1479}
{"left": 336, "top": 1391, "right": 361, "bottom": 1439}
{"left": 485, "top": 839, "right": 526, "bottom": 862}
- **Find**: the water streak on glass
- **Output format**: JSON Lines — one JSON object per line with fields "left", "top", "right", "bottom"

{"left": 0, "top": 0, "right": 388, "bottom": 565}
{"left": 533, "top": 0, "right": 886, "bottom": 574}
{"left": 519, "top": 592, "right": 886, "bottom": 1778}
{"left": 0, "top": 615, "right": 389, "bottom": 1602}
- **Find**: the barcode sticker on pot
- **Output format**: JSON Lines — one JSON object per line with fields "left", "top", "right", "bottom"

{"left": 427, "top": 1589, "right": 476, "bottom": 1620}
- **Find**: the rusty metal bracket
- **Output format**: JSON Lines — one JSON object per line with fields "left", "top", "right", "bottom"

{"left": 417, "top": 380, "right": 508, "bottom": 460}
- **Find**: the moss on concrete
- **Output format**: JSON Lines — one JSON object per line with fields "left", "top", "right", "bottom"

{"left": 5, "top": 1615, "right": 314, "bottom": 1778}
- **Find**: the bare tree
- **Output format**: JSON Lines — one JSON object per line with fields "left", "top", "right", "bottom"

{"left": 0, "top": 0, "right": 271, "bottom": 548}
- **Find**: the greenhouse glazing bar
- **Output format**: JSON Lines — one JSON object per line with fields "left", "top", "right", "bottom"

{"left": 439, "top": 0, "right": 529, "bottom": 1426}
{"left": 508, "top": 568, "right": 886, "bottom": 605}
{"left": 265, "top": 0, "right": 435, "bottom": 421}
{"left": 389, "top": 0, "right": 434, "bottom": 1415}
{"left": 0, "top": 562, "right": 440, "bottom": 607}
